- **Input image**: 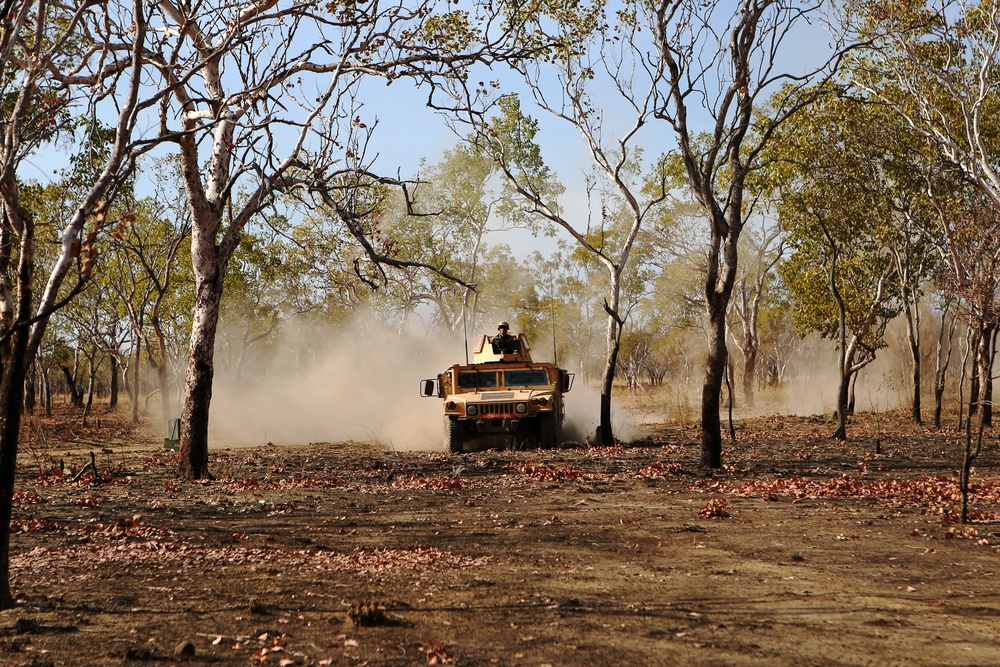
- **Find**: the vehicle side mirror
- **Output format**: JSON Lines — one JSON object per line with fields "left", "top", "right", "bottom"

{"left": 419, "top": 379, "right": 438, "bottom": 397}
{"left": 561, "top": 371, "right": 575, "bottom": 393}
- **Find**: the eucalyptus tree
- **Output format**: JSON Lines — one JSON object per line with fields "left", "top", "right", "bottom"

{"left": 845, "top": 0, "right": 1000, "bottom": 419}
{"left": 889, "top": 197, "right": 940, "bottom": 424}
{"left": 523, "top": 247, "right": 607, "bottom": 384}
{"left": 845, "top": 0, "right": 1000, "bottom": 517}
{"left": 371, "top": 143, "right": 531, "bottom": 338}
{"left": 33, "top": 324, "right": 67, "bottom": 414}
{"left": 391, "top": 147, "right": 498, "bottom": 335}
{"left": 728, "top": 223, "right": 784, "bottom": 406}
{"left": 274, "top": 164, "right": 524, "bottom": 347}
{"left": 60, "top": 275, "right": 117, "bottom": 425}
{"left": 277, "top": 199, "right": 376, "bottom": 345}
{"left": 215, "top": 228, "right": 300, "bottom": 386}
{"left": 0, "top": 0, "right": 163, "bottom": 608}
{"left": 638, "top": 0, "right": 846, "bottom": 466}
{"left": 845, "top": 1, "right": 1000, "bottom": 205}
{"left": 642, "top": 200, "right": 709, "bottom": 331}
{"left": 922, "top": 182, "right": 1000, "bottom": 518}
{"left": 931, "top": 290, "right": 960, "bottom": 428}
{"left": 822, "top": 81, "right": 941, "bottom": 426}
{"left": 757, "top": 295, "right": 800, "bottom": 389}
{"left": 782, "top": 84, "right": 938, "bottom": 428}
{"left": 778, "top": 228, "right": 898, "bottom": 439}
{"left": 105, "top": 163, "right": 193, "bottom": 425}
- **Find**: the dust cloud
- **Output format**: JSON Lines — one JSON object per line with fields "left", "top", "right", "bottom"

{"left": 760, "top": 336, "right": 909, "bottom": 418}
{"left": 713, "top": 333, "right": 911, "bottom": 421}
{"left": 561, "top": 382, "right": 644, "bottom": 445}
{"left": 209, "top": 322, "right": 462, "bottom": 451}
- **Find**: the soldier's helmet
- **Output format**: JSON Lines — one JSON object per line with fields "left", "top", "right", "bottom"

{"left": 497, "top": 321, "right": 509, "bottom": 330}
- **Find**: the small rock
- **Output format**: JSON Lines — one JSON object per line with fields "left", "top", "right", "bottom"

{"left": 124, "top": 647, "right": 155, "bottom": 661}
{"left": 22, "top": 659, "right": 55, "bottom": 667}
{"left": 345, "top": 599, "right": 391, "bottom": 627}
{"left": 247, "top": 599, "right": 270, "bottom": 615}
{"left": 14, "top": 618, "right": 40, "bottom": 634}
{"left": 174, "top": 640, "right": 196, "bottom": 658}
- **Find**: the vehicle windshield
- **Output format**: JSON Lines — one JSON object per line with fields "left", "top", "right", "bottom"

{"left": 504, "top": 369, "right": 550, "bottom": 387}
{"left": 457, "top": 370, "right": 498, "bottom": 389}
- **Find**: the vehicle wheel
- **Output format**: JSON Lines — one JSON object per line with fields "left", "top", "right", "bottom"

{"left": 538, "top": 413, "right": 559, "bottom": 448}
{"left": 445, "top": 417, "right": 464, "bottom": 453}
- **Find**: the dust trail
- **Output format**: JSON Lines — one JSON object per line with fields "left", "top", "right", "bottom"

{"left": 207, "top": 320, "right": 635, "bottom": 451}
{"left": 209, "top": 322, "right": 460, "bottom": 451}
{"left": 562, "top": 381, "right": 644, "bottom": 445}
{"left": 748, "top": 336, "right": 907, "bottom": 418}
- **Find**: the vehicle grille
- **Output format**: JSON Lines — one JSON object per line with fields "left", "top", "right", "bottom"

{"left": 478, "top": 402, "right": 516, "bottom": 417}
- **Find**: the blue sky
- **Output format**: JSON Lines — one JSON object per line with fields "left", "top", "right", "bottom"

{"left": 355, "top": 74, "right": 597, "bottom": 256}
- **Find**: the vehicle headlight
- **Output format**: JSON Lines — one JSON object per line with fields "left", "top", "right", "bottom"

{"left": 466, "top": 404, "right": 478, "bottom": 416}
{"left": 515, "top": 402, "right": 528, "bottom": 414}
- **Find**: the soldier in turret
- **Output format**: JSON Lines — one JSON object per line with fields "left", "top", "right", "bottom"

{"left": 492, "top": 321, "right": 518, "bottom": 353}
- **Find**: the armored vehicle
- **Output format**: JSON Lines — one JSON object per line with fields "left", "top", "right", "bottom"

{"left": 419, "top": 332, "right": 574, "bottom": 452}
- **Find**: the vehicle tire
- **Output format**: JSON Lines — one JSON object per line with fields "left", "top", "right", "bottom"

{"left": 445, "top": 416, "right": 464, "bottom": 453}
{"left": 538, "top": 413, "right": 559, "bottom": 448}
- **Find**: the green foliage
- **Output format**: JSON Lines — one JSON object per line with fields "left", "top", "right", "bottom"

{"left": 0, "top": 83, "right": 74, "bottom": 148}
{"left": 420, "top": 11, "right": 476, "bottom": 52}
{"left": 63, "top": 119, "right": 117, "bottom": 192}
{"left": 764, "top": 83, "right": 911, "bottom": 350}
{"left": 519, "top": 248, "right": 607, "bottom": 376}
{"left": 481, "top": 95, "right": 564, "bottom": 207}
{"left": 503, "top": 0, "right": 602, "bottom": 63}
{"left": 846, "top": 0, "right": 1000, "bottom": 186}
{"left": 217, "top": 229, "right": 292, "bottom": 374}
{"left": 1, "top": 0, "right": 94, "bottom": 158}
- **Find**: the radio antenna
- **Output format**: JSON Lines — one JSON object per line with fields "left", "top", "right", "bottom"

{"left": 463, "top": 305, "right": 470, "bottom": 366}
{"left": 551, "top": 298, "right": 558, "bottom": 366}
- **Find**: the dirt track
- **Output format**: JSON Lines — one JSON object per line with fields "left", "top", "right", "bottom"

{"left": 3, "top": 409, "right": 1000, "bottom": 666}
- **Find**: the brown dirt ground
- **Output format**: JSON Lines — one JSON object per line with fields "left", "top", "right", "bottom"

{"left": 3, "top": 405, "right": 1000, "bottom": 666}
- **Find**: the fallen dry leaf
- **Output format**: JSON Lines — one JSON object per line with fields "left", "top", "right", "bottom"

{"left": 418, "top": 639, "right": 454, "bottom": 664}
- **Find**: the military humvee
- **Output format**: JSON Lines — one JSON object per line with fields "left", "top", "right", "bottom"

{"left": 419, "top": 332, "right": 574, "bottom": 452}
